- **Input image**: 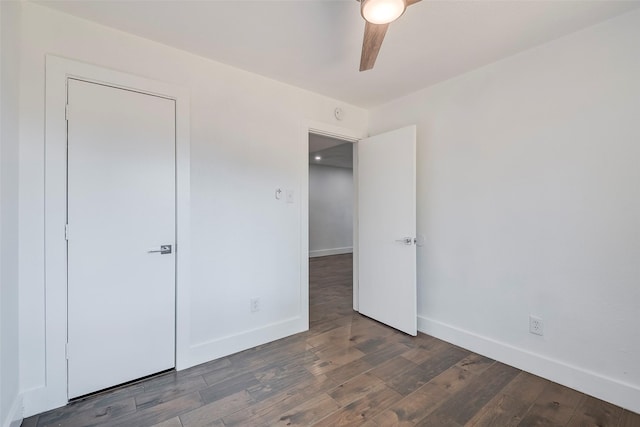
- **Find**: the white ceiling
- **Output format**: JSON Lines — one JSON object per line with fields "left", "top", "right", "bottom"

{"left": 34, "top": 0, "right": 640, "bottom": 108}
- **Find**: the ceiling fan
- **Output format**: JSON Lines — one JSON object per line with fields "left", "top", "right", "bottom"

{"left": 358, "top": 0, "right": 422, "bottom": 71}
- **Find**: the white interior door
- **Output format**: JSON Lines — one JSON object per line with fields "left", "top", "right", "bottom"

{"left": 358, "top": 125, "right": 417, "bottom": 335}
{"left": 67, "top": 79, "right": 176, "bottom": 398}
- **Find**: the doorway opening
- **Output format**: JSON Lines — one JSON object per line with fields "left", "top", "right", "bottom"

{"left": 308, "top": 134, "right": 354, "bottom": 258}
{"left": 308, "top": 132, "right": 357, "bottom": 329}
{"left": 305, "top": 125, "right": 418, "bottom": 337}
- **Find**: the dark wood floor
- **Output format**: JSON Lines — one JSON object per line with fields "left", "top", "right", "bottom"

{"left": 24, "top": 254, "right": 640, "bottom": 426}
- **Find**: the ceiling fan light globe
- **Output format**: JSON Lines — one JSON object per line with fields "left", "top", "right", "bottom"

{"left": 361, "top": 0, "right": 406, "bottom": 25}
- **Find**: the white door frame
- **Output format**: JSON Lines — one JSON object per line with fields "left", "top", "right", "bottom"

{"left": 42, "top": 56, "right": 190, "bottom": 409}
{"left": 302, "top": 121, "right": 366, "bottom": 317}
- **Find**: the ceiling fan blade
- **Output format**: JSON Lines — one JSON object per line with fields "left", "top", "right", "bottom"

{"left": 359, "top": 21, "right": 389, "bottom": 72}
{"left": 406, "top": 0, "right": 422, "bottom": 5}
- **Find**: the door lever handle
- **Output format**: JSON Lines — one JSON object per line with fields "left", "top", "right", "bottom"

{"left": 148, "top": 245, "right": 172, "bottom": 254}
{"left": 395, "top": 237, "right": 414, "bottom": 245}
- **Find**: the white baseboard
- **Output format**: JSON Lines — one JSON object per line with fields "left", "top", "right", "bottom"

{"left": 185, "top": 316, "right": 306, "bottom": 369}
{"left": 309, "top": 247, "right": 353, "bottom": 258}
{"left": 2, "top": 393, "right": 23, "bottom": 427}
{"left": 418, "top": 315, "right": 640, "bottom": 414}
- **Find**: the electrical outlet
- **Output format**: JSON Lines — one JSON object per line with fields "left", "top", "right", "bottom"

{"left": 529, "top": 315, "right": 544, "bottom": 336}
{"left": 250, "top": 298, "right": 260, "bottom": 313}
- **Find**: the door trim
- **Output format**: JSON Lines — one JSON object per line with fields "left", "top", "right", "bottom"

{"left": 302, "top": 121, "right": 366, "bottom": 318}
{"left": 42, "top": 56, "right": 190, "bottom": 409}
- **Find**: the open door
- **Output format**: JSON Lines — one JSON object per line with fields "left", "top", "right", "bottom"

{"left": 358, "top": 125, "right": 417, "bottom": 335}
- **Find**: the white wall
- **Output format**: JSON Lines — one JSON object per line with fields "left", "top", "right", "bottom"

{"left": 309, "top": 164, "right": 353, "bottom": 257}
{"left": 370, "top": 9, "right": 640, "bottom": 413}
{"left": 1, "top": 1, "right": 23, "bottom": 426}
{"left": 18, "top": 2, "right": 367, "bottom": 416}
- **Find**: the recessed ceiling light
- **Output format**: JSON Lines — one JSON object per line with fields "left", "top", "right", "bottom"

{"left": 315, "top": 155, "right": 322, "bottom": 160}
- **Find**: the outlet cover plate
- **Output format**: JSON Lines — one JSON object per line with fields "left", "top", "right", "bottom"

{"left": 529, "top": 315, "right": 544, "bottom": 336}
{"left": 250, "top": 298, "right": 260, "bottom": 313}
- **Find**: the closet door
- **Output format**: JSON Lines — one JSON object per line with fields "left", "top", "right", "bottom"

{"left": 67, "top": 78, "right": 176, "bottom": 398}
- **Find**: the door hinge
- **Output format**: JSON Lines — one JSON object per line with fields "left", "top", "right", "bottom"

{"left": 65, "top": 104, "right": 70, "bottom": 121}
{"left": 65, "top": 224, "right": 70, "bottom": 240}
{"left": 65, "top": 342, "right": 70, "bottom": 360}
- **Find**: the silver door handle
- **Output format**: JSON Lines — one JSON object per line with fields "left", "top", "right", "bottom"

{"left": 148, "top": 245, "right": 172, "bottom": 254}
{"left": 395, "top": 237, "right": 415, "bottom": 245}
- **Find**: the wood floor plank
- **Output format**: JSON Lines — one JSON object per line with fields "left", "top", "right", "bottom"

{"left": 306, "top": 325, "right": 353, "bottom": 349}
{"left": 370, "top": 344, "right": 469, "bottom": 397}
{"left": 306, "top": 346, "right": 367, "bottom": 376}
{"left": 361, "top": 382, "right": 453, "bottom": 427}
{"left": 324, "top": 357, "right": 375, "bottom": 385}
{"left": 619, "top": 410, "right": 640, "bottom": 427}
{"left": 109, "top": 392, "right": 204, "bottom": 427}
{"left": 36, "top": 397, "right": 137, "bottom": 427}
{"left": 35, "top": 380, "right": 145, "bottom": 427}
{"left": 401, "top": 337, "right": 454, "bottom": 365}
{"left": 248, "top": 361, "right": 317, "bottom": 402}
{"left": 269, "top": 393, "right": 340, "bottom": 426}
{"left": 359, "top": 337, "right": 413, "bottom": 367}
{"left": 428, "top": 364, "right": 487, "bottom": 397}
{"left": 364, "top": 357, "right": 494, "bottom": 427}
{"left": 135, "top": 374, "right": 208, "bottom": 410}
{"left": 223, "top": 374, "right": 337, "bottom": 427}
{"left": 328, "top": 372, "right": 388, "bottom": 407}
{"left": 200, "top": 361, "right": 254, "bottom": 388}
{"left": 566, "top": 395, "right": 623, "bottom": 427}
{"left": 198, "top": 371, "right": 260, "bottom": 405}
{"left": 313, "top": 383, "right": 402, "bottom": 426}
{"left": 151, "top": 417, "right": 184, "bottom": 427}
{"left": 517, "top": 381, "right": 587, "bottom": 427}
{"left": 253, "top": 337, "right": 315, "bottom": 363}
{"left": 417, "top": 361, "right": 520, "bottom": 426}
{"left": 455, "top": 353, "right": 495, "bottom": 376}
{"left": 20, "top": 416, "right": 39, "bottom": 427}
{"left": 179, "top": 390, "right": 252, "bottom": 427}
{"left": 369, "top": 356, "right": 419, "bottom": 386}
{"left": 465, "top": 371, "right": 549, "bottom": 427}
